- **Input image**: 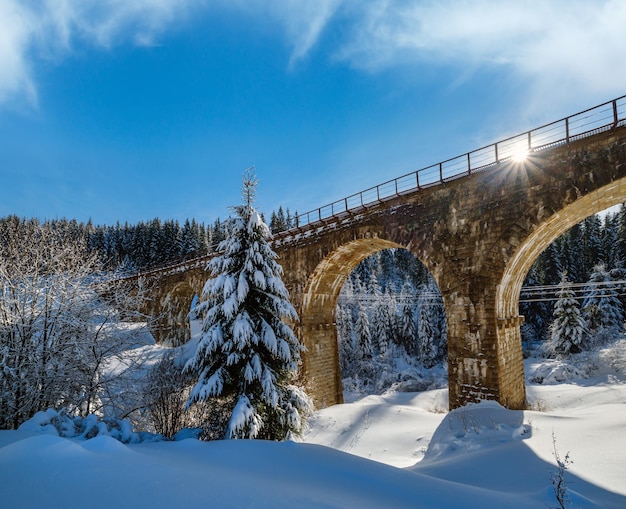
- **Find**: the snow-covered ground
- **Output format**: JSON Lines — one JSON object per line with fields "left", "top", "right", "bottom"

{"left": 2, "top": 342, "right": 625, "bottom": 508}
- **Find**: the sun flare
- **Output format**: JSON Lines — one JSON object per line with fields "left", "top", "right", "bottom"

{"left": 511, "top": 145, "right": 528, "bottom": 162}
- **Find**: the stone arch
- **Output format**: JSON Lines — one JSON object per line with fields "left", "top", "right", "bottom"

{"left": 497, "top": 179, "right": 626, "bottom": 320}
{"left": 300, "top": 237, "right": 438, "bottom": 407}
{"left": 491, "top": 179, "right": 626, "bottom": 407}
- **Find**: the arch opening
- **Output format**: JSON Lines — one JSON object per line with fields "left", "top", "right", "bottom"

{"left": 336, "top": 248, "right": 448, "bottom": 402}
{"left": 519, "top": 207, "right": 626, "bottom": 353}
{"left": 496, "top": 184, "right": 626, "bottom": 404}
{"left": 300, "top": 238, "right": 447, "bottom": 407}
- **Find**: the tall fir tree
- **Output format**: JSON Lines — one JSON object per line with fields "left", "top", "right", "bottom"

{"left": 185, "top": 168, "right": 311, "bottom": 440}
{"left": 617, "top": 203, "right": 626, "bottom": 265}
{"left": 399, "top": 282, "right": 417, "bottom": 355}
{"left": 601, "top": 212, "right": 620, "bottom": 269}
{"left": 548, "top": 272, "right": 587, "bottom": 355}
{"left": 336, "top": 305, "right": 355, "bottom": 370}
{"left": 564, "top": 223, "right": 586, "bottom": 282}
{"left": 520, "top": 265, "right": 551, "bottom": 342}
{"left": 373, "top": 295, "right": 391, "bottom": 357}
{"left": 583, "top": 215, "right": 603, "bottom": 279}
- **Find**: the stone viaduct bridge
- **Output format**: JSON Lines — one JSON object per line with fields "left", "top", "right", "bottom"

{"left": 136, "top": 96, "right": 626, "bottom": 411}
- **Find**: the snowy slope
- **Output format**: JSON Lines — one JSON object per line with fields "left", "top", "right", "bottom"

{"left": 2, "top": 347, "right": 626, "bottom": 508}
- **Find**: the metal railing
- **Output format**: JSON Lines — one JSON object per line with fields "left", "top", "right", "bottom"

{"left": 290, "top": 94, "right": 626, "bottom": 231}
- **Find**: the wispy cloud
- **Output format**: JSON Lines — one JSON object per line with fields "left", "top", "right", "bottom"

{"left": 215, "top": 0, "right": 342, "bottom": 68}
{"left": 268, "top": 0, "right": 343, "bottom": 68}
{"left": 62, "top": 0, "right": 194, "bottom": 48}
{"left": 0, "top": 0, "right": 197, "bottom": 108}
{"left": 0, "top": 1, "right": 37, "bottom": 106}
{"left": 334, "top": 0, "right": 626, "bottom": 112}
{"left": 0, "top": 0, "right": 343, "bottom": 108}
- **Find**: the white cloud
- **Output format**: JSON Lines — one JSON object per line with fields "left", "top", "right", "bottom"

{"left": 0, "top": 0, "right": 197, "bottom": 108}
{"left": 0, "top": 0, "right": 344, "bottom": 108}
{"left": 334, "top": 0, "right": 626, "bottom": 112}
{"left": 67, "top": 0, "right": 193, "bottom": 48}
{"left": 0, "top": 1, "right": 38, "bottom": 106}
{"left": 218, "top": 0, "right": 342, "bottom": 67}
{"left": 271, "top": 0, "right": 342, "bottom": 68}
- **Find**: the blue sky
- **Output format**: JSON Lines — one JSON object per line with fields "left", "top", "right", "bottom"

{"left": 1, "top": 0, "right": 625, "bottom": 226}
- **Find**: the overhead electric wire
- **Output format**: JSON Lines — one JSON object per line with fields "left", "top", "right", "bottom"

{"left": 337, "top": 279, "right": 626, "bottom": 306}
{"left": 519, "top": 278, "right": 626, "bottom": 303}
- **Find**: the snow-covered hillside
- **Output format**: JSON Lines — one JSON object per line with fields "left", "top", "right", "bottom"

{"left": 2, "top": 341, "right": 625, "bottom": 509}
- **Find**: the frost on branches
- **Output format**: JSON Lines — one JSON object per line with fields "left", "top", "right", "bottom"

{"left": 0, "top": 217, "right": 150, "bottom": 429}
{"left": 185, "top": 169, "right": 311, "bottom": 440}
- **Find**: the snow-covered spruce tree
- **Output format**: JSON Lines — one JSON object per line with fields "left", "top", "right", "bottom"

{"left": 547, "top": 272, "right": 587, "bottom": 356}
{"left": 373, "top": 298, "right": 391, "bottom": 358}
{"left": 184, "top": 168, "right": 311, "bottom": 440}
{"left": 355, "top": 301, "right": 373, "bottom": 361}
{"left": 520, "top": 265, "right": 550, "bottom": 347}
{"left": 336, "top": 306, "right": 356, "bottom": 373}
{"left": 582, "top": 264, "right": 624, "bottom": 342}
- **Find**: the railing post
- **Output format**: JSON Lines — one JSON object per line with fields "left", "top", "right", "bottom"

{"left": 614, "top": 99, "right": 619, "bottom": 127}
{"left": 439, "top": 162, "right": 443, "bottom": 182}
{"left": 416, "top": 171, "right": 420, "bottom": 189}
{"left": 495, "top": 143, "right": 499, "bottom": 163}
{"left": 565, "top": 117, "right": 570, "bottom": 143}
{"left": 527, "top": 131, "right": 532, "bottom": 150}
{"left": 395, "top": 179, "right": 398, "bottom": 195}
{"left": 467, "top": 153, "right": 471, "bottom": 175}
{"left": 344, "top": 197, "right": 348, "bottom": 212}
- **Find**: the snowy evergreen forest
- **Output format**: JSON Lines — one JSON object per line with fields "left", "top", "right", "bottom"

{"left": 0, "top": 208, "right": 295, "bottom": 273}
{"left": 335, "top": 250, "right": 448, "bottom": 398}
{"left": 521, "top": 211, "right": 626, "bottom": 344}
{"left": 0, "top": 179, "right": 307, "bottom": 437}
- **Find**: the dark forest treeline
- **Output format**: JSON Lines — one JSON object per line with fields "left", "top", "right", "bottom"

{"left": 0, "top": 215, "right": 225, "bottom": 273}
{"left": 2, "top": 203, "right": 625, "bottom": 288}
{"left": 0, "top": 207, "right": 297, "bottom": 273}
{"left": 89, "top": 217, "right": 218, "bottom": 271}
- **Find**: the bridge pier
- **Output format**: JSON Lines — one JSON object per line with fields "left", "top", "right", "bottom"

{"left": 299, "top": 322, "right": 344, "bottom": 408}
{"left": 442, "top": 283, "right": 526, "bottom": 411}
{"left": 495, "top": 315, "right": 526, "bottom": 409}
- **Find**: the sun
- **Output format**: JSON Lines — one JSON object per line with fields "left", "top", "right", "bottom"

{"left": 511, "top": 144, "right": 529, "bottom": 162}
